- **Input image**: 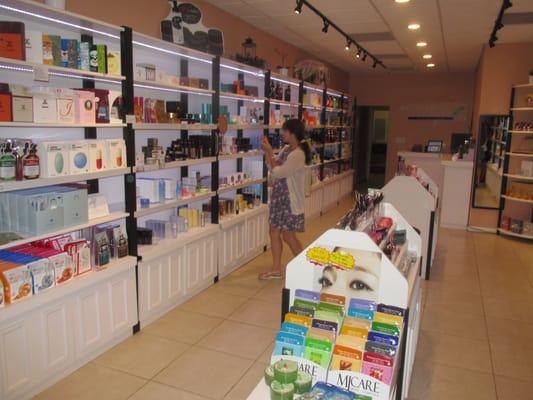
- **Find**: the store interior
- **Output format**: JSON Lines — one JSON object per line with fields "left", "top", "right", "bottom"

{"left": 0, "top": 0, "right": 532, "bottom": 399}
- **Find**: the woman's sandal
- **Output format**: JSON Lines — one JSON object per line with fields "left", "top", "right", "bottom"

{"left": 258, "top": 271, "right": 283, "bottom": 280}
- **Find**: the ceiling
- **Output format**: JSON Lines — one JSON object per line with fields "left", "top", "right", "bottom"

{"left": 204, "top": 0, "right": 533, "bottom": 73}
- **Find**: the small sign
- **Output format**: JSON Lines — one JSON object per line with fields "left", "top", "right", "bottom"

{"left": 33, "top": 65, "right": 49, "bottom": 82}
{"left": 126, "top": 114, "right": 136, "bottom": 124}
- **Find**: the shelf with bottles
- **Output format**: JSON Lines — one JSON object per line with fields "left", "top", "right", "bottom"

{"left": 218, "top": 196, "right": 267, "bottom": 229}
{"left": 219, "top": 149, "right": 264, "bottom": 161}
{"left": 132, "top": 123, "right": 216, "bottom": 131}
{"left": 499, "top": 212, "right": 533, "bottom": 239}
{"left": 268, "top": 72, "right": 300, "bottom": 109}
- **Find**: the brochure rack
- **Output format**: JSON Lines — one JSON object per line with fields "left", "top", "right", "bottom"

{"left": 382, "top": 170, "right": 439, "bottom": 279}
{"left": 248, "top": 203, "right": 422, "bottom": 400}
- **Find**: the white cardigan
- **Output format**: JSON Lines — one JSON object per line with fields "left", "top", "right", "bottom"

{"left": 270, "top": 146, "right": 306, "bottom": 215}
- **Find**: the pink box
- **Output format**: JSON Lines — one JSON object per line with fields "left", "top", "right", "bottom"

{"left": 74, "top": 90, "right": 95, "bottom": 124}
{"left": 361, "top": 352, "right": 394, "bottom": 385}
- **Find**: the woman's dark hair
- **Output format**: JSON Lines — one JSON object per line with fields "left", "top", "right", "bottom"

{"left": 282, "top": 119, "right": 312, "bottom": 165}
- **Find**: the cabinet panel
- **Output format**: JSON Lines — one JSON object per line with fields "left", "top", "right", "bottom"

{"left": 168, "top": 249, "right": 186, "bottom": 301}
{"left": 40, "top": 302, "right": 73, "bottom": 372}
{"left": 0, "top": 320, "right": 32, "bottom": 396}
{"left": 148, "top": 260, "right": 164, "bottom": 311}
{"left": 109, "top": 276, "right": 130, "bottom": 334}
{"left": 75, "top": 290, "right": 103, "bottom": 355}
{"left": 185, "top": 241, "right": 202, "bottom": 293}
{"left": 203, "top": 234, "right": 217, "bottom": 281}
{"left": 219, "top": 221, "right": 246, "bottom": 276}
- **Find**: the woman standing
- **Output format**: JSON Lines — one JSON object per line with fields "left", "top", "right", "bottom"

{"left": 259, "top": 119, "right": 311, "bottom": 280}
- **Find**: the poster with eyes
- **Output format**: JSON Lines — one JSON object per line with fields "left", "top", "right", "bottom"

{"left": 160, "top": 1, "right": 224, "bottom": 56}
{"left": 306, "top": 245, "right": 382, "bottom": 302}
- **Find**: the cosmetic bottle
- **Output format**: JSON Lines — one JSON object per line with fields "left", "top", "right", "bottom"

{"left": 23, "top": 143, "right": 40, "bottom": 180}
{"left": 284, "top": 85, "right": 291, "bottom": 102}
{"left": 14, "top": 142, "right": 23, "bottom": 181}
{"left": 0, "top": 142, "right": 16, "bottom": 181}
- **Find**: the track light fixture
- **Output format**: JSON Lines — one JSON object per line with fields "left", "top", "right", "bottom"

{"left": 294, "top": 0, "right": 303, "bottom": 14}
{"left": 322, "top": 19, "right": 329, "bottom": 33}
{"left": 372, "top": 59, "right": 378, "bottom": 68}
{"left": 292, "top": 0, "right": 385, "bottom": 69}
{"left": 488, "top": 0, "right": 512, "bottom": 48}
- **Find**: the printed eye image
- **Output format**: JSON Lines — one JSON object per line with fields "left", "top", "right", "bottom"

{"left": 318, "top": 247, "right": 381, "bottom": 301}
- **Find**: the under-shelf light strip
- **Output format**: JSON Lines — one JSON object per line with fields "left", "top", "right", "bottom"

{"left": 304, "top": 85, "right": 324, "bottom": 93}
{"left": 271, "top": 76, "right": 299, "bottom": 87}
{"left": 0, "top": 63, "right": 122, "bottom": 84}
{"left": 220, "top": 63, "right": 265, "bottom": 77}
{"left": 270, "top": 100, "right": 298, "bottom": 108}
{"left": 220, "top": 94, "right": 264, "bottom": 103}
{"left": 0, "top": 4, "right": 120, "bottom": 39}
{"left": 132, "top": 40, "right": 212, "bottom": 65}
{"left": 135, "top": 83, "right": 211, "bottom": 97}
{"left": 327, "top": 91, "right": 342, "bottom": 98}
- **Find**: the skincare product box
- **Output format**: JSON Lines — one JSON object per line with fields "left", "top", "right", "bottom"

{"left": 42, "top": 34, "right": 61, "bottom": 66}
{"left": 33, "top": 89, "right": 57, "bottom": 123}
{"left": 0, "top": 261, "right": 32, "bottom": 304}
{"left": 60, "top": 39, "right": 78, "bottom": 69}
{"left": 88, "top": 140, "right": 107, "bottom": 172}
{"left": 0, "top": 21, "right": 26, "bottom": 60}
{"left": 25, "top": 29, "right": 43, "bottom": 63}
{"left": 12, "top": 95, "right": 33, "bottom": 122}
{"left": 0, "top": 92, "right": 12, "bottom": 122}
{"left": 107, "top": 50, "right": 121, "bottom": 76}
{"left": 79, "top": 42, "right": 90, "bottom": 70}
{"left": 105, "top": 139, "right": 126, "bottom": 169}
{"left": 55, "top": 88, "right": 75, "bottom": 123}
{"left": 69, "top": 141, "right": 90, "bottom": 174}
{"left": 137, "top": 178, "right": 160, "bottom": 204}
{"left": 54, "top": 186, "right": 88, "bottom": 226}
{"left": 136, "top": 63, "right": 156, "bottom": 81}
{"left": 73, "top": 90, "right": 95, "bottom": 124}
{"left": 38, "top": 141, "right": 69, "bottom": 177}
{"left": 27, "top": 258, "right": 55, "bottom": 294}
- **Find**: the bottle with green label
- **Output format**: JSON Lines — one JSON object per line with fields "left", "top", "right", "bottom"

{"left": 0, "top": 142, "right": 16, "bottom": 181}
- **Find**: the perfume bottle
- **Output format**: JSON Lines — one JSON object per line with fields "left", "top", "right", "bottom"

{"left": 22, "top": 143, "right": 40, "bottom": 180}
{"left": 0, "top": 142, "right": 16, "bottom": 181}
{"left": 284, "top": 85, "right": 291, "bottom": 102}
{"left": 14, "top": 142, "right": 23, "bottom": 181}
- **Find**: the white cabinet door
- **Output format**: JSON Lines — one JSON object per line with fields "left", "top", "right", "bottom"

{"left": 0, "top": 318, "right": 35, "bottom": 399}
{"left": 246, "top": 210, "right": 268, "bottom": 258}
{"left": 168, "top": 248, "right": 186, "bottom": 303}
{"left": 185, "top": 239, "right": 203, "bottom": 294}
{"left": 202, "top": 233, "right": 217, "bottom": 282}
{"left": 219, "top": 220, "right": 246, "bottom": 277}
{"left": 108, "top": 271, "right": 137, "bottom": 336}
{"left": 74, "top": 286, "right": 106, "bottom": 358}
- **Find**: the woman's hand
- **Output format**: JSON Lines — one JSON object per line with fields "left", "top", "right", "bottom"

{"left": 261, "top": 136, "right": 273, "bottom": 154}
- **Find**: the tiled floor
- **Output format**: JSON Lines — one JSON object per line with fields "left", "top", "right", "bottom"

{"left": 34, "top": 199, "right": 533, "bottom": 400}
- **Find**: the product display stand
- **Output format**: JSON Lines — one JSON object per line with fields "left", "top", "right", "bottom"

{"left": 248, "top": 202, "right": 422, "bottom": 400}
{"left": 382, "top": 170, "right": 439, "bottom": 279}
{"left": 497, "top": 83, "right": 533, "bottom": 239}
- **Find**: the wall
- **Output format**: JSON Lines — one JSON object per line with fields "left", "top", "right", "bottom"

{"left": 45, "top": 0, "right": 349, "bottom": 91}
{"left": 469, "top": 42, "right": 533, "bottom": 228}
{"left": 349, "top": 72, "right": 476, "bottom": 181}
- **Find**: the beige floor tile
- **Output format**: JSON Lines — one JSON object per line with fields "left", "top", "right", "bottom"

{"left": 480, "top": 279, "right": 533, "bottom": 302}
{"left": 224, "top": 362, "right": 268, "bottom": 400}
{"left": 34, "top": 362, "right": 146, "bottom": 400}
{"left": 421, "top": 305, "right": 487, "bottom": 340}
{"left": 129, "top": 382, "right": 209, "bottom": 400}
{"left": 408, "top": 360, "right": 496, "bottom": 400}
{"left": 425, "top": 278, "right": 481, "bottom": 295}
{"left": 257, "top": 342, "right": 274, "bottom": 364}
{"left": 491, "top": 342, "right": 533, "bottom": 381}
{"left": 144, "top": 309, "right": 224, "bottom": 345}
{"left": 416, "top": 330, "right": 492, "bottom": 373}
{"left": 197, "top": 320, "right": 277, "bottom": 360}
{"left": 228, "top": 299, "right": 281, "bottom": 330}
{"left": 494, "top": 375, "right": 533, "bottom": 400}
{"left": 253, "top": 281, "right": 284, "bottom": 304}
{"left": 484, "top": 297, "right": 533, "bottom": 323}
{"left": 154, "top": 347, "right": 253, "bottom": 400}
{"left": 486, "top": 316, "right": 533, "bottom": 349}
{"left": 180, "top": 289, "right": 249, "bottom": 318}
{"left": 425, "top": 286, "right": 485, "bottom": 316}
{"left": 214, "top": 274, "right": 270, "bottom": 298}
{"left": 93, "top": 332, "right": 189, "bottom": 379}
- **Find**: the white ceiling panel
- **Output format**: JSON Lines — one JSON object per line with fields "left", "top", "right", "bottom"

{"left": 204, "top": 0, "right": 533, "bottom": 74}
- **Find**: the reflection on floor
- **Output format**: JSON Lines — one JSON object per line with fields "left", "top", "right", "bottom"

{"left": 474, "top": 185, "right": 499, "bottom": 208}
{"left": 34, "top": 198, "right": 533, "bottom": 400}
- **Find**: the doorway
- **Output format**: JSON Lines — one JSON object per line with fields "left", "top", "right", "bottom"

{"left": 354, "top": 106, "right": 390, "bottom": 190}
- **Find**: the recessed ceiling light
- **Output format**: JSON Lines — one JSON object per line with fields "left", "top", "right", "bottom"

{"left": 423, "top": 54, "right": 432, "bottom": 59}
{"left": 427, "top": 63, "right": 435, "bottom": 68}
{"left": 416, "top": 41, "right": 427, "bottom": 47}
{"left": 408, "top": 23, "right": 420, "bottom": 30}
{"left": 395, "top": 0, "right": 410, "bottom": 3}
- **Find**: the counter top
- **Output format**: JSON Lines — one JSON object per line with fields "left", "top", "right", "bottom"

{"left": 441, "top": 160, "right": 474, "bottom": 168}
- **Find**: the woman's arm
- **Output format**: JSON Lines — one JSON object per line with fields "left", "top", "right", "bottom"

{"left": 262, "top": 136, "right": 277, "bottom": 169}
{"left": 270, "top": 150, "right": 305, "bottom": 179}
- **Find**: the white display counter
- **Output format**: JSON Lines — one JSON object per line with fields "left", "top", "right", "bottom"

{"left": 397, "top": 152, "right": 445, "bottom": 192}
{"left": 440, "top": 160, "right": 474, "bottom": 229}
{"left": 382, "top": 172, "right": 439, "bottom": 280}
{"left": 248, "top": 202, "right": 422, "bottom": 400}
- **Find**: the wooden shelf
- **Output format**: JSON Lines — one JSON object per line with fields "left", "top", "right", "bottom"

{"left": 0, "top": 56, "right": 125, "bottom": 82}
{"left": 0, "top": 168, "right": 129, "bottom": 193}
{"left": 504, "top": 173, "right": 533, "bottom": 181}
{"left": 134, "top": 157, "right": 216, "bottom": 173}
{"left": 134, "top": 191, "right": 216, "bottom": 218}
{"left": 219, "top": 150, "right": 264, "bottom": 161}
{"left": 508, "top": 130, "right": 533, "bottom": 134}
{"left": 220, "top": 92, "right": 265, "bottom": 103}
{"left": 134, "top": 79, "right": 215, "bottom": 95}
{"left": 0, "top": 212, "right": 129, "bottom": 250}
{"left": 498, "top": 228, "right": 533, "bottom": 240}
{"left": 510, "top": 107, "right": 533, "bottom": 111}
{"left": 0, "top": 121, "right": 125, "bottom": 128}
{"left": 501, "top": 195, "right": 533, "bottom": 204}
{"left": 506, "top": 152, "right": 533, "bottom": 158}
{"left": 133, "top": 123, "right": 216, "bottom": 131}
{"left": 218, "top": 178, "right": 266, "bottom": 194}
{"left": 268, "top": 99, "right": 300, "bottom": 108}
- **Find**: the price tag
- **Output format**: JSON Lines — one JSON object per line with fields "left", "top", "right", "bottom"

{"left": 126, "top": 114, "right": 136, "bottom": 124}
{"left": 33, "top": 65, "right": 49, "bottom": 82}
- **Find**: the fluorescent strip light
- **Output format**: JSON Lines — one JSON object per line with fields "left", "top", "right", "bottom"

{"left": 132, "top": 40, "right": 212, "bottom": 65}
{"left": 0, "top": 64, "right": 32, "bottom": 73}
{"left": 327, "top": 92, "right": 342, "bottom": 98}
{"left": 135, "top": 83, "right": 212, "bottom": 97}
{"left": 0, "top": 4, "right": 120, "bottom": 39}
{"left": 50, "top": 71, "right": 122, "bottom": 84}
{"left": 271, "top": 76, "right": 299, "bottom": 87}
{"left": 270, "top": 100, "right": 298, "bottom": 108}
{"left": 220, "top": 94, "right": 264, "bottom": 103}
{"left": 220, "top": 63, "right": 265, "bottom": 77}
{"left": 304, "top": 85, "right": 324, "bottom": 93}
